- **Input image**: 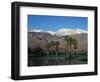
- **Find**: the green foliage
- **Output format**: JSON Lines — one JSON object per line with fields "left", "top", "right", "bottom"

{"left": 33, "top": 47, "right": 44, "bottom": 55}
{"left": 64, "top": 35, "right": 78, "bottom": 64}
{"left": 64, "top": 35, "right": 78, "bottom": 50}
{"left": 65, "top": 35, "right": 78, "bottom": 46}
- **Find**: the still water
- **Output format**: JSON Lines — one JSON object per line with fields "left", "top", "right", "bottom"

{"left": 28, "top": 55, "right": 87, "bottom": 66}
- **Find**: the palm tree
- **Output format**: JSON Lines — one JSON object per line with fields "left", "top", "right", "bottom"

{"left": 72, "top": 38, "right": 78, "bottom": 55}
{"left": 45, "top": 43, "right": 50, "bottom": 55}
{"left": 65, "top": 35, "right": 73, "bottom": 53}
{"left": 33, "top": 47, "right": 44, "bottom": 55}
{"left": 64, "top": 35, "right": 78, "bottom": 64}
{"left": 50, "top": 41, "right": 55, "bottom": 55}
{"left": 45, "top": 41, "right": 60, "bottom": 56}
{"left": 55, "top": 41, "right": 60, "bottom": 55}
{"left": 45, "top": 41, "right": 55, "bottom": 55}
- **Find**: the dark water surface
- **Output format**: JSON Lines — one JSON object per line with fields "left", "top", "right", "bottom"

{"left": 28, "top": 54, "right": 87, "bottom": 66}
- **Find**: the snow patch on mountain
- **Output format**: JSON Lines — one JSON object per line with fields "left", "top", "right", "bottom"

{"left": 55, "top": 28, "right": 87, "bottom": 36}
{"left": 30, "top": 28, "right": 87, "bottom": 36}
{"left": 31, "top": 29, "right": 42, "bottom": 32}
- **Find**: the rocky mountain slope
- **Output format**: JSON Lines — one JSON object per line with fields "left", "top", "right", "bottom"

{"left": 28, "top": 31, "right": 88, "bottom": 52}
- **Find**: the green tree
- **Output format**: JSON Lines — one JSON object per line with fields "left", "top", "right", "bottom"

{"left": 33, "top": 47, "right": 44, "bottom": 56}
{"left": 64, "top": 35, "right": 78, "bottom": 64}
{"left": 72, "top": 38, "right": 78, "bottom": 55}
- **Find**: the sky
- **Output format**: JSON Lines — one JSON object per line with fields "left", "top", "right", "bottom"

{"left": 28, "top": 15, "right": 88, "bottom": 32}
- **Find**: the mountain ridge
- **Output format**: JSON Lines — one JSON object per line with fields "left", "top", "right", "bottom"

{"left": 30, "top": 28, "right": 87, "bottom": 36}
{"left": 28, "top": 31, "right": 87, "bottom": 52}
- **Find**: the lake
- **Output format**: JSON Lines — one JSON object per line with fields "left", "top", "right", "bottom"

{"left": 28, "top": 54, "right": 87, "bottom": 66}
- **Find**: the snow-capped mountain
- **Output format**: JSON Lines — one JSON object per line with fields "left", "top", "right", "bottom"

{"left": 55, "top": 28, "right": 87, "bottom": 36}
{"left": 30, "top": 29, "right": 42, "bottom": 32}
{"left": 30, "top": 28, "right": 87, "bottom": 36}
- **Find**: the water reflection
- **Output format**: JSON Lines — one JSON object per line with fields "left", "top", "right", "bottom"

{"left": 28, "top": 55, "right": 87, "bottom": 66}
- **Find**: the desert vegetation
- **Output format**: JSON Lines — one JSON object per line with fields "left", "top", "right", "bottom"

{"left": 28, "top": 32, "right": 87, "bottom": 66}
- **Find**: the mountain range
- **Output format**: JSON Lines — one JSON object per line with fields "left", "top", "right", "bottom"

{"left": 28, "top": 29, "right": 88, "bottom": 53}
{"left": 30, "top": 28, "right": 87, "bottom": 36}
